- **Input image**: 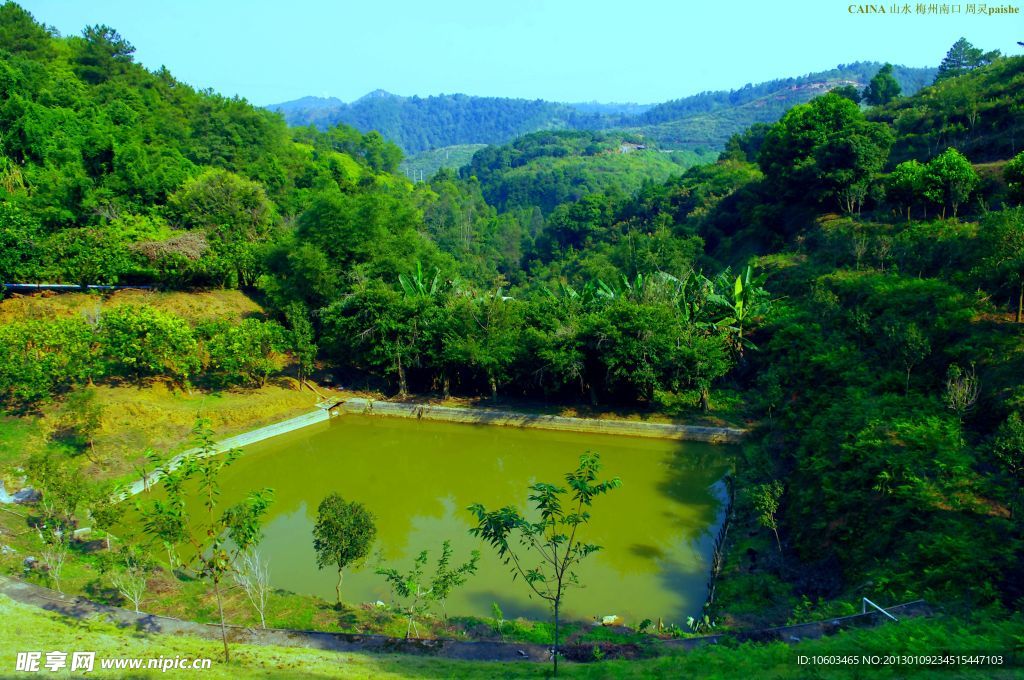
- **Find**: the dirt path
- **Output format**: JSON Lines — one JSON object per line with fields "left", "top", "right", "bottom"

{"left": 0, "top": 576, "right": 930, "bottom": 663}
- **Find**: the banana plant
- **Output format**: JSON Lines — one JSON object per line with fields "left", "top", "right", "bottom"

{"left": 399, "top": 260, "right": 440, "bottom": 298}
{"left": 712, "top": 265, "right": 770, "bottom": 355}
{"left": 595, "top": 273, "right": 649, "bottom": 301}
{"left": 657, "top": 270, "right": 717, "bottom": 329}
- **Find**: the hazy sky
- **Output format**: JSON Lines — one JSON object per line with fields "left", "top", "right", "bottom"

{"left": 17, "top": 0, "right": 1024, "bottom": 106}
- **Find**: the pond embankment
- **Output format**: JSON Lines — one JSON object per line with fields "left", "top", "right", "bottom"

{"left": 331, "top": 398, "right": 747, "bottom": 443}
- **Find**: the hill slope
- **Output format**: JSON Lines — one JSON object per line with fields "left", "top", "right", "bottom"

{"left": 270, "top": 63, "right": 936, "bottom": 156}
{"left": 630, "top": 62, "right": 937, "bottom": 150}
{"left": 270, "top": 91, "right": 608, "bottom": 154}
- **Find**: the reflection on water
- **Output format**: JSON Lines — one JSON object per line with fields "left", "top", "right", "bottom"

{"left": 134, "top": 414, "right": 732, "bottom": 624}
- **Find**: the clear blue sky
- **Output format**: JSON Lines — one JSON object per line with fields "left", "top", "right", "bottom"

{"left": 16, "top": 0, "right": 1024, "bottom": 106}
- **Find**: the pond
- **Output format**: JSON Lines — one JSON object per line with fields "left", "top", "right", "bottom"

{"left": 136, "top": 413, "right": 732, "bottom": 626}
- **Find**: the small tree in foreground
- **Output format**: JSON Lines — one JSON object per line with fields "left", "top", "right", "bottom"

{"left": 138, "top": 419, "right": 273, "bottom": 662}
{"left": 312, "top": 493, "right": 377, "bottom": 605}
{"left": 107, "top": 544, "right": 151, "bottom": 613}
{"left": 233, "top": 548, "right": 272, "bottom": 629}
{"left": 376, "top": 540, "right": 479, "bottom": 638}
{"left": 88, "top": 482, "right": 125, "bottom": 551}
{"left": 38, "top": 528, "right": 69, "bottom": 594}
{"left": 469, "top": 453, "right": 620, "bottom": 677}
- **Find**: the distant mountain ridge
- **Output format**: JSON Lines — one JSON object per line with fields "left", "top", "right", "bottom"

{"left": 269, "top": 62, "right": 936, "bottom": 155}
{"left": 271, "top": 93, "right": 609, "bottom": 154}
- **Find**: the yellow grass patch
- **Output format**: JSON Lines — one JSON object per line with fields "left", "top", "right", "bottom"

{"left": 0, "top": 289, "right": 265, "bottom": 325}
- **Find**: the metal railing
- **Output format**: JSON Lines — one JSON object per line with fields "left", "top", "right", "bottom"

{"left": 862, "top": 597, "right": 899, "bottom": 621}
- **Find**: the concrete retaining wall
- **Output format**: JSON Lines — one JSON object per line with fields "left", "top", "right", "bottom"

{"left": 332, "top": 398, "right": 745, "bottom": 443}
{"left": 123, "top": 408, "right": 329, "bottom": 497}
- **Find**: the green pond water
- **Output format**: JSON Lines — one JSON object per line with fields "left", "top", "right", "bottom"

{"left": 135, "top": 414, "right": 732, "bottom": 625}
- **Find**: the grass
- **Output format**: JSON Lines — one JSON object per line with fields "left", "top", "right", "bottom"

{"left": 0, "top": 289, "right": 265, "bottom": 325}
{"left": 0, "top": 380, "right": 323, "bottom": 484}
{"left": 1, "top": 593, "right": 1020, "bottom": 678}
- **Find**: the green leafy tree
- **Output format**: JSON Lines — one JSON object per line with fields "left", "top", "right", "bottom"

{"left": 829, "top": 85, "right": 862, "bottom": 104}
{"left": 100, "top": 306, "right": 199, "bottom": 384}
{"left": 312, "top": 493, "right": 377, "bottom": 605}
{"left": 47, "top": 228, "right": 134, "bottom": 288}
{"left": 428, "top": 540, "right": 480, "bottom": 623}
{"left": 375, "top": 541, "right": 479, "bottom": 638}
{"left": 168, "top": 168, "right": 277, "bottom": 287}
{"left": 377, "top": 549, "right": 433, "bottom": 640}
{"left": 887, "top": 160, "right": 926, "bottom": 221}
{"left": 862, "top": 63, "right": 901, "bottom": 106}
{"left": 321, "top": 281, "right": 425, "bottom": 396}
{"left": 0, "top": 202, "right": 42, "bottom": 284}
{"left": 935, "top": 38, "right": 1000, "bottom": 82}
{"left": 993, "top": 412, "right": 1024, "bottom": 515}
{"left": 1005, "top": 151, "right": 1024, "bottom": 205}
{"left": 73, "top": 24, "right": 135, "bottom": 85}
{"left": 751, "top": 480, "right": 783, "bottom": 554}
{"left": 442, "top": 292, "right": 523, "bottom": 400}
{"left": 62, "top": 387, "right": 104, "bottom": 461}
{"left": 88, "top": 482, "right": 125, "bottom": 551}
{"left": 759, "top": 93, "right": 892, "bottom": 212}
{"left": 137, "top": 462, "right": 189, "bottom": 568}
{"left": 26, "top": 453, "right": 90, "bottom": 534}
{"left": 469, "top": 453, "right": 620, "bottom": 676}
{"left": 884, "top": 321, "right": 931, "bottom": 394}
{"left": 0, "top": 3, "right": 57, "bottom": 59}
{"left": 924, "top": 148, "right": 978, "bottom": 218}
{"left": 203, "top": 319, "right": 286, "bottom": 387}
{"left": 284, "top": 303, "right": 317, "bottom": 388}
{"left": 678, "top": 330, "right": 732, "bottom": 412}
{"left": 980, "top": 208, "right": 1024, "bottom": 322}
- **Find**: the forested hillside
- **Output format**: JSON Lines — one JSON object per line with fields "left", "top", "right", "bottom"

{"left": 2, "top": 0, "right": 1023, "bottom": 664}
{"left": 271, "top": 91, "right": 609, "bottom": 154}
{"left": 271, "top": 62, "right": 936, "bottom": 158}
{"left": 461, "top": 130, "right": 714, "bottom": 214}
{"left": 627, "top": 62, "right": 936, "bottom": 150}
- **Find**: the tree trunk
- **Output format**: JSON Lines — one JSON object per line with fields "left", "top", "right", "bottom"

{"left": 442, "top": 375, "right": 450, "bottom": 399}
{"left": 553, "top": 600, "right": 560, "bottom": 677}
{"left": 214, "top": 579, "right": 230, "bottom": 662}
{"left": 1017, "top": 281, "right": 1023, "bottom": 324}
{"left": 336, "top": 568, "right": 343, "bottom": 604}
{"left": 397, "top": 355, "right": 407, "bottom": 396}
{"left": 490, "top": 375, "right": 498, "bottom": 402}
{"left": 700, "top": 387, "right": 710, "bottom": 412}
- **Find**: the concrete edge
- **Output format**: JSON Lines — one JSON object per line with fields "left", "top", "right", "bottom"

{"left": 121, "top": 409, "right": 330, "bottom": 498}
{"left": 331, "top": 398, "right": 747, "bottom": 443}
